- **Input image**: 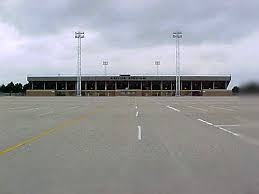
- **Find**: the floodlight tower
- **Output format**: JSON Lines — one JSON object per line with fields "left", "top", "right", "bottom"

{"left": 103, "top": 61, "right": 109, "bottom": 76}
{"left": 75, "top": 31, "right": 85, "bottom": 96}
{"left": 173, "top": 31, "right": 183, "bottom": 96}
{"left": 155, "top": 61, "right": 160, "bottom": 75}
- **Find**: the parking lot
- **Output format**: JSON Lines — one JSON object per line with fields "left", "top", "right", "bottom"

{"left": 1, "top": 96, "right": 259, "bottom": 194}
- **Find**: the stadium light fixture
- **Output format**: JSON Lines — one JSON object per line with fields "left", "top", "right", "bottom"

{"left": 173, "top": 31, "right": 183, "bottom": 96}
{"left": 155, "top": 61, "right": 160, "bottom": 75}
{"left": 75, "top": 31, "right": 85, "bottom": 96}
{"left": 103, "top": 61, "right": 109, "bottom": 76}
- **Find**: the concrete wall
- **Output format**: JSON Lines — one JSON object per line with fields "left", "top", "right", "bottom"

{"left": 202, "top": 90, "right": 232, "bottom": 96}
{"left": 26, "top": 90, "right": 56, "bottom": 96}
{"left": 26, "top": 89, "right": 232, "bottom": 96}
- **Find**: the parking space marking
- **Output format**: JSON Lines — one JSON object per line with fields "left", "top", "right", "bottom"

{"left": 187, "top": 106, "right": 208, "bottom": 112}
{"left": 138, "top": 125, "right": 142, "bottom": 140}
{"left": 214, "top": 125, "right": 240, "bottom": 127}
{"left": 210, "top": 106, "right": 236, "bottom": 112}
{"left": 38, "top": 111, "right": 54, "bottom": 117}
{"left": 198, "top": 119, "right": 240, "bottom": 137}
{"left": 197, "top": 119, "right": 214, "bottom": 126}
{"left": 136, "top": 111, "right": 139, "bottom": 117}
{"left": 166, "top": 106, "right": 180, "bottom": 112}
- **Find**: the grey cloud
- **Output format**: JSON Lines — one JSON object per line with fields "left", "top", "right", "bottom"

{"left": 1, "top": 0, "right": 259, "bottom": 48}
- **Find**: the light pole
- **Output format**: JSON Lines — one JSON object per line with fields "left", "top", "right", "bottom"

{"left": 155, "top": 61, "right": 160, "bottom": 75}
{"left": 75, "top": 31, "right": 85, "bottom": 96}
{"left": 173, "top": 31, "right": 182, "bottom": 96}
{"left": 103, "top": 61, "right": 108, "bottom": 76}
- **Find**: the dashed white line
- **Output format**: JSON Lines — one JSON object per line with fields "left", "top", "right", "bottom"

{"left": 138, "top": 125, "right": 142, "bottom": 140}
{"left": 135, "top": 105, "right": 138, "bottom": 109}
{"left": 166, "top": 106, "right": 180, "bottom": 112}
{"left": 197, "top": 119, "right": 240, "bottom": 137}
{"left": 187, "top": 106, "right": 208, "bottom": 112}
{"left": 136, "top": 111, "right": 139, "bottom": 117}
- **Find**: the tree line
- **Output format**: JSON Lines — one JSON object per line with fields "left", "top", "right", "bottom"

{"left": 232, "top": 82, "right": 259, "bottom": 95}
{"left": 0, "top": 82, "right": 30, "bottom": 93}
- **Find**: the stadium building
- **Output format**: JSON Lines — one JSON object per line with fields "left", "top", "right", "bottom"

{"left": 27, "top": 74, "right": 231, "bottom": 96}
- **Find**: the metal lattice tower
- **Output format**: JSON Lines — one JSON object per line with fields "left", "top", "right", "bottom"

{"left": 173, "top": 32, "right": 182, "bottom": 96}
{"left": 155, "top": 61, "right": 160, "bottom": 75}
{"left": 75, "top": 32, "right": 85, "bottom": 96}
{"left": 103, "top": 61, "right": 109, "bottom": 76}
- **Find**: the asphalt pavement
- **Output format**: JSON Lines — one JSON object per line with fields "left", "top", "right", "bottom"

{"left": 1, "top": 96, "right": 259, "bottom": 194}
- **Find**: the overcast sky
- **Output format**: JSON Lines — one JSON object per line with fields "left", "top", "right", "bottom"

{"left": 0, "top": 0, "right": 258, "bottom": 87}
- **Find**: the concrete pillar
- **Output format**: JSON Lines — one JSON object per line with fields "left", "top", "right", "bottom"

{"left": 140, "top": 81, "right": 142, "bottom": 90}
{"left": 95, "top": 81, "right": 97, "bottom": 90}
{"left": 55, "top": 81, "right": 58, "bottom": 90}
{"left": 31, "top": 82, "right": 34, "bottom": 90}
{"left": 213, "top": 81, "right": 215, "bottom": 89}
{"left": 160, "top": 81, "right": 163, "bottom": 90}
{"left": 201, "top": 81, "right": 203, "bottom": 90}
{"left": 65, "top": 81, "right": 67, "bottom": 90}
{"left": 191, "top": 81, "right": 193, "bottom": 91}
{"left": 85, "top": 81, "right": 87, "bottom": 91}
{"left": 115, "top": 81, "right": 117, "bottom": 90}
{"left": 151, "top": 81, "right": 153, "bottom": 90}
{"left": 105, "top": 81, "right": 107, "bottom": 90}
{"left": 127, "top": 81, "right": 130, "bottom": 89}
{"left": 43, "top": 82, "right": 46, "bottom": 90}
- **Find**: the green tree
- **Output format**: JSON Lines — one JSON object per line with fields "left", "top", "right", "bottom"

{"left": 232, "top": 86, "right": 240, "bottom": 94}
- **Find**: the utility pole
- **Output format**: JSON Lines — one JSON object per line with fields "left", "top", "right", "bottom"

{"left": 75, "top": 31, "right": 84, "bottom": 96}
{"left": 173, "top": 32, "right": 182, "bottom": 96}
{"left": 155, "top": 61, "right": 160, "bottom": 75}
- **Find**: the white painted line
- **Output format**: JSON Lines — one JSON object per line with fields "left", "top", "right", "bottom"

{"left": 166, "top": 105, "right": 180, "bottom": 112}
{"left": 38, "top": 111, "right": 54, "bottom": 117}
{"left": 218, "top": 127, "right": 240, "bottom": 137}
{"left": 197, "top": 119, "right": 214, "bottom": 126}
{"left": 214, "top": 125, "right": 240, "bottom": 127}
{"left": 187, "top": 106, "right": 208, "bottom": 112}
{"left": 210, "top": 106, "right": 236, "bottom": 112}
{"left": 197, "top": 119, "right": 240, "bottom": 137}
{"left": 136, "top": 111, "right": 139, "bottom": 117}
{"left": 135, "top": 105, "right": 138, "bottom": 109}
{"left": 138, "top": 126, "right": 142, "bottom": 140}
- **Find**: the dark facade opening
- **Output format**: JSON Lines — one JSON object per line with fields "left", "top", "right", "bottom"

{"left": 97, "top": 81, "right": 105, "bottom": 90}
{"left": 182, "top": 81, "right": 191, "bottom": 90}
{"left": 87, "top": 81, "right": 95, "bottom": 90}
{"left": 57, "top": 81, "right": 65, "bottom": 90}
{"left": 45, "top": 81, "right": 56, "bottom": 90}
{"left": 214, "top": 81, "right": 226, "bottom": 89}
{"left": 202, "top": 81, "right": 213, "bottom": 89}
{"left": 107, "top": 81, "right": 115, "bottom": 90}
{"left": 129, "top": 81, "right": 141, "bottom": 89}
{"left": 81, "top": 81, "right": 86, "bottom": 90}
{"left": 117, "top": 81, "right": 128, "bottom": 90}
{"left": 192, "top": 81, "right": 201, "bottom": 90}
{"left": 33, "top": 81, "right": 44, "bottom": 90}
{"left": 67, "top": 81, "right": 76, "bottom": 90}
{"left": 162, "top": 81, "right": 171, "bottom": 90}
{"left": 152, "top": 81, "right": 161, "bottom": 90}
{"left": 172, "top": 81, "right": 176, "bottom": 90}
{"left": 142, "top": 81, "right": 151, "bottom": 90}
